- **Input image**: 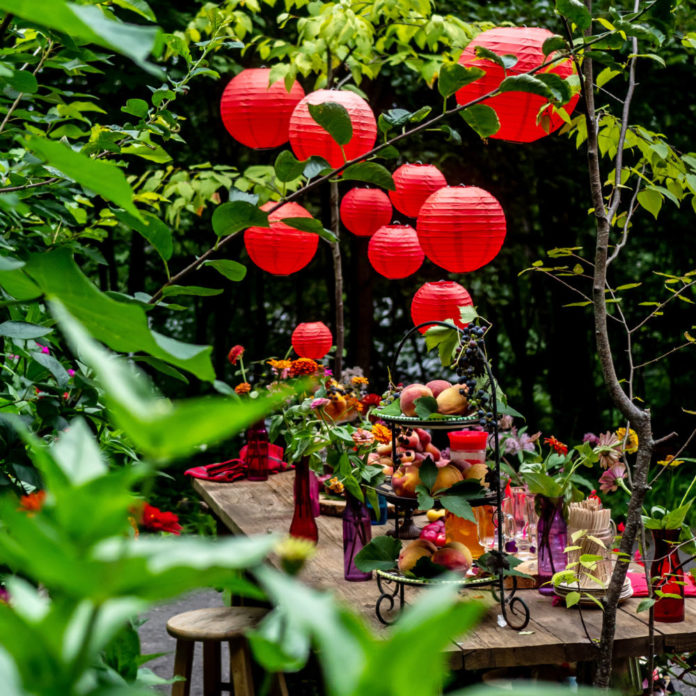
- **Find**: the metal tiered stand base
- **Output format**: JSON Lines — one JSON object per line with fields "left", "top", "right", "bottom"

{"left": 369, "top": 320, "right": 531, "bottom": 631}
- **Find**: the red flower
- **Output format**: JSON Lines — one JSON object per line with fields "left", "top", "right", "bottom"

{"left": 19, "top": 490, "right": 45, "bottom": 514}
{"left": 543, "top": 436, "right": 568, "bottom": 456}
{"left": 140, "top": 503, "right": 182, "bottom": 535}
{"left": 361, "top": 393, "right": 381, "bottom": 409}
{"left": 227, "top": 345, "right": 245, "bottom": 365}
{"left": 617, "top": 521, "right": 625, "bottom": 534}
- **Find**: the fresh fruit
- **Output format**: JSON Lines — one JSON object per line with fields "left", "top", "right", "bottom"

{"left": 431, "top": 541, "right": 473, "bottom": 573}
{"left": 415, "top": 427, "right": 432, "bottom": 448}
{"left": 432, "top": 464, "right": 464, "bottom": 493}
{"left": 435, "top": 532, "right": 447, "bottom": 547}
{"left": 376, "top": 443, "right": 392, "bottom": 456}
{"left": 465, "top": 463, "right": 489, "bottom": 487}
{"left": 391, "top": 463, "right": 421, "bottom": 498}
{"left": 426, "top": 379, "right": 452, "bottom": 398}
{"left": 397, "top": 431, "right": 420, "bottom": 450}
{"left": 425, "top": 443, "right": 441, "bottom": 462}
{"left": 436, "top": 385, "right": 470, "bottom": 416}
{"left": 399, "top": 383, "right": 434, "bottom": 417}
{"left": 426, "top": 508, "right": 446, "bottom": 522}
{"left": 419, "top": 520, "right": 446, "bottom": 546}
{"left": 398, "top": 539, "right": 438, "bottom": 572}
{"left": 450, "top": 458, "right": 472, "bottom": 475}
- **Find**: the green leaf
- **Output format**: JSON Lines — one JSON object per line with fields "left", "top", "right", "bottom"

{"left": 0, "top": 256, "right": 24, "bottom": 271}
{"left": 51, "top": 418, "right": 107, "bottom": 485}
{"left": 121, "top": 98, "right": 149, "bottom": 118}
{"left": 115, "top": 210, "right": 172, "bottom": 262}
{"left": 460, "top": 104, "right": 500, "bottom": 138}
{"left": 414, "top": 396, "right": 439, "bottom": 420}
{"left": 555, "top": 0, "right": 592, "bottom": 30}
{"left": 499, "top": 74, "right": 555, "bottom": 101}
{"left": 474, "top": 46, "right": 518, "bottom": 70}
{"left": 203, "top": 259, "right": 247, "bottom": 282}
{"left": 0, "top": 0, "right": 160, "bottom": 70}
{"left": 439, "top": 496, "right": 475, "bottom": 522}
{"left": 307, "top": 101, "right": 352, "bottom": 146}
{"left": 27, "top": 136, "right": 140, "bottom": 218}
{"left": 638, "top": 189, "right": 663, "bottom": 219}
{"left": 341, "top": 162, "right": 394, "bottom": 190}
{"left": 535, "top": 73, "right": 572, "bottom": 104}
{"left": 354, "top": 535, "right": 401, "bottom": 572}
{"left": 25, "top": 249, "right": 214, "bottom": 381}
{"left": 211, "top": 201, "right": 268, "bottom": 237}
{"left": 274, "top": 150, "right": 305, "bottom": 183}
{"left": 52, "top": 303, "right": 299, "bottom": 461}
{"left": 31, "top": 350, "right": 70, "bottom": 386}
{"left": 111, "top": 0, "right": 156, "bottom": 21}
{"left": 419, "top": 457, "right": 438, "bottom": 491}
{"left": 161, "top": 285, "right": 223, "bottom": 298}
{"left": 0, "top": 321, "right": 52, "bottom": 339}
{"left": 565, "top": 591, "right": 581, "bottom": 608}
{"left": 438, "top": 63, "right": 485, "bottom": 98}
{"left": 279, "top": 217, "right": 322, "bottom": 234}
{"left": 415, "top": 484, "right": 435, "bottom": 511}
{"left": 542, "top": 35, "right": 567, "bottom": 56}
{"left": 8, "top": 70, "right": 37, "bottom": 94}
{"left": 523, "top": 472, "right": 563, "bottom": 499}
{"left": 662, "top": 500, "right": 693, "bottom": 530}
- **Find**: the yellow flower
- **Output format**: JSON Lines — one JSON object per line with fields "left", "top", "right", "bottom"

{"left": 658, "top": 455, "right": 684, "bottom": 467}
{"left": 275, "top": 536, "right": 316, "bottom": 575}
{"left": 615, "top": 427, "right": 639, "bottom": 454}
{"left": 267, "top": 359, "right": 292, "bottom": 370}
{"left": 352, "top": 376, "right": 369, "bottom": 386}
{"left": 371, "top": 423, "right": 391, "bottom": 444}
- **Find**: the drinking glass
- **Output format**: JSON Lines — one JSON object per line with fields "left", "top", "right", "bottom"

{"left": 474, "top": 505, "right": 496, "bottom": 552}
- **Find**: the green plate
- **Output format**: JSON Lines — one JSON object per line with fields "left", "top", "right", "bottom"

{"left": 376, "top": 568, "right": 494, "bottom": 587}
{"left": 373, "top": 410, "right": 478, "bottom": 430}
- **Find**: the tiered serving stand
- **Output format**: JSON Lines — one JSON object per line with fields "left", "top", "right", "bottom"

{"left": 369, "top": 321, "right": 530, "bottom": 630}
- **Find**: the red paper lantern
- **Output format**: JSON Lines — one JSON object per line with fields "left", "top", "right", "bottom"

{"left": 389, "top": 163, "right": 447, "bottom": 218}
{"left": 455, "top": 27, "right": 579, "bottom": 143}
{"left": 244, "top": 202, "right": 318, "bottom": 275}
{"left": 416, "top": 186, "right": 506, "bottom": 273}
{"left": 411, "top": 281, "right": 474, "bottom": 333}
{"left": 367, "top": 225, "right": 424, "bottom": 279}
{"left": 292, "top": 322, "right": 333, "bottom": 359}
{"left": 288, "top": 90, "right": 377, "bottom": 168}
{"left": 340, "top": 188, "right": 392, "bottom": 237}
{"left": 220, "top": 68, "right": 305, "bottom": 149}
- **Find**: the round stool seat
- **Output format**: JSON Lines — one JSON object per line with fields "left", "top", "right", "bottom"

{"left": 166, "top": 606, "right": 268, "bottom": 642}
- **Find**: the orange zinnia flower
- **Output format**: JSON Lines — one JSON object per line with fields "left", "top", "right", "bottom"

{"left": 19, "top": 490, "right": 46, "bottom": 514}
{"left": 290, "top": 358, "right": 319, "bottom": 376}
{"left": 235, "top": 382, "right": 251, "bottom": 394}
{"left": 371, "top": 423, "right": 391, "bottom": 444}
{"left": 543, "top": 436, "right": 568, "bottom": 456}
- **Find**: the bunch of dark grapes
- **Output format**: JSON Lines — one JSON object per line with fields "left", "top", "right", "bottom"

{"left": 454, "top": 325, "right": 496, "bottom": 430}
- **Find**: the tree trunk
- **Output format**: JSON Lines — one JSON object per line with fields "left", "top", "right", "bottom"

{"left": 330, "top": 180, "right": 344, "bottom": 380}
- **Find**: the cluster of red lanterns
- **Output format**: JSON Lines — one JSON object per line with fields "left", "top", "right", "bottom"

{"left": 222, "top": 25, "right": 576, "bottom": 329}
{"left": 291, "top": 322, "right": 333, "bottom": 359}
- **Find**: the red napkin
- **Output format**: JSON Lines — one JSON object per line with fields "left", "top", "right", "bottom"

{"left": 185, "top": 443, "right": 292, "bottom": 482}
{"left": 627, "top": 571, "right": 696, "bottom": 597}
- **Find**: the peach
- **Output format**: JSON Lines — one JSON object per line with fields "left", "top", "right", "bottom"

{"left": 425, "top": 443, "right": 441, "bottom": 462}
{"left": 399, "top": 383, "right": 434, "bottom": 417}
{"left": 397, "top": 431, "right": 421, "bottom": 450}
{"left": 426, "top": 379, "right": 452, "bottom": 398}
{"left": 415, "top": 427, "right": 432, "bottom": 448}
{"left": 465, "top": 463, "right": 490, "bottom": 487}
{"left": 376, "top": 443, "right": 392, "bottom": 456}
{"left": 398, "top": 538, "right": 437, "bottom": 573}
{"left": 391, "top": 463, "right": 421, "bottom": 498}
{"left": 367, "top": 452, "right": 380, "bottom": 465}
{"left": 432, "top": 464, "right": 464, "bottom": 493}
{"left": 436, "top": 385, "right": 470, "bottom": 416}
{"left": 431, "top": 541, "right": 473, "bottom": 573}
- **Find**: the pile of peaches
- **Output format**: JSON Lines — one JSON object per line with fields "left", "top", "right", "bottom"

{"left": 399, "top": 379, "right": 471, "bottom": 417}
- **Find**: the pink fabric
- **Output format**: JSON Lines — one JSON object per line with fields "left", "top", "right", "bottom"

{"left": 627, "top": 571, "right": 696, "bottom": 597}
{"left": 185, "top": 443, "right": 292, "bottom": 482}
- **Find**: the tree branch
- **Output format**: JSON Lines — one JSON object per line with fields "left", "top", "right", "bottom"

{"left": 0, "top": 176, "right": 59, "bottom": 193}
{"left": 630, "top": 279, "right": 696, "bottom": 333}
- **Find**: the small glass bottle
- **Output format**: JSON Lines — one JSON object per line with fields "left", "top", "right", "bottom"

{"left": 246, "top": 420, "right": 269, "bottom": 482}
{"left": 343, "top": 492, "right": 372, "bottom": 581}
{"left": 289, "top": 457, "right": 318, "bottom": 543}
{"left": 536, "top": 496, "right": 567, "bottom": 595}
{"left": 651, "top": 528, "right": 685, "bottom": 623}
{"left": 444, "top": 512, "right": 485, "bottom": 559}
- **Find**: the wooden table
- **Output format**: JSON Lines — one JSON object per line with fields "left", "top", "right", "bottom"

{"left": 194, "top": 471, "right": 696, "bottom": 671}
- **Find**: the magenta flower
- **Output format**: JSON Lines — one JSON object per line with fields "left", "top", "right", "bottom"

{"left": 67, "top": 369, "right": 76, "bottom": 377}
{"left": 583, "top": 432, "right": 600, "bottom": 447}
{"left": 310, "top": 398, "right": 330, "bottom": 409}
{"left": 36, "top": 343, "right": 50, "bottom": 355}
{"left": 599, "top": 462, "right": 626, "bottom": 493}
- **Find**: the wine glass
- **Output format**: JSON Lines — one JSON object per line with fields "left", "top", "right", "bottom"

{"left": 475, "top": 505, "right": 496, "bottom": 552}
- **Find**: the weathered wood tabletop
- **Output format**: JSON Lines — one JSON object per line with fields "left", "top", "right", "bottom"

{"left": 194, "top": 471, "right": 696, "bottom": 670}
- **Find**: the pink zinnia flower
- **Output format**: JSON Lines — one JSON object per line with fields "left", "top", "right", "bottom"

{"left": 583, "top": 432, "right": 600, "bottom": 447}
{"left": 310, "top": 398, "right": 330, "bottom": 409}
{"left": 599, "top": 463, "right": 626, "bottom": 493}
{"left": 595, "top": 431, "right": 622, "bottom": 469}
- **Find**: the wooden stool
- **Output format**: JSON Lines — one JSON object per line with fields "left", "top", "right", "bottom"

{"left": 166, "top": 606, "right": 288, "bottom": 696}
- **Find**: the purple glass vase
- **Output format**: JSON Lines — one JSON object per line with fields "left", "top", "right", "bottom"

{"left": 343, "top": 492, "right": 372, "bottom": 582}
{"left": 651, "top": 528, "right": 684, "bottom": 623}
{"left": 289, "top": 457, "right": 318, "bottom": 543}
{"left": 536, "top": 496, "right": 567, "bottom": 595}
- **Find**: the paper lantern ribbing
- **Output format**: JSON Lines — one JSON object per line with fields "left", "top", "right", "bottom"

{"left": 288, "top": 90, "right": 377, "bottom": 168}
{"left": 416, "top": 186, "right": 506, "bottom": 273}
{"left": 292, "top": 322, "right": 333, "bottom": 359}
{"left": 389, "top": 163, "right": 447, "bottom": 218}
{"left": 411, "top": 281, "right": 474, "bottom": 334}
{"left": 244, "top": 202, "right": 318, "bottom": 276}
{"left": 368, "top": 225, "right": 424, "bottom": 279}
{"left": 340, "top": 188, "right": 392, "bottom": 237}
{"left": 455, "top": 27, "right": 579, "bottom": 143}
{"left": 220, "top": 68, "right": 305, "bottom": 149}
